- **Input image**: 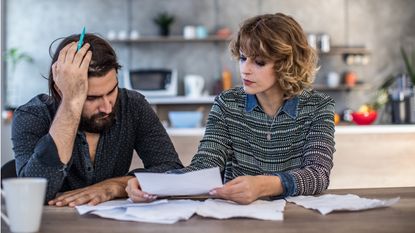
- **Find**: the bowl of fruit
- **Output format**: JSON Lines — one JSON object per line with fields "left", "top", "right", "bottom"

{"left": 352, "top": 105, "right": 377, "bottom": 125}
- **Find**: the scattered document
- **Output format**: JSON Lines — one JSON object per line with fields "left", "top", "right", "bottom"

{"left": 125, "top": 200, "right": 201, "bottom": 224}
{"left": 135, "top": 167, "right": 223, "bottom": 196}
{"left": 196, "top": 199, "right": 285, "bottom": 221}
{"left": 286, "top": 194, "right": 400, "bottom": 215}
{"left": 75, "top": 199, "right": 167, "bottom": 215}
{"left": 75, "top": 198, "right": 285, "bottom": 223}
{"left": 89, "top": 200, "right": 201, "bottom": 224}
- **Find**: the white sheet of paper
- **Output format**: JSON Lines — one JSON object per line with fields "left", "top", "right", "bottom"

{"left": 135, "top": 167, "right": 223, "bottom": 196}
{"left": 75, "top": 199, "right": 167, "bottom": 215}
{"left": 196, "top": 199, "right": 285, "bottom": 221}
{"left": 90, "top": 208, "right": 146, "bottom": 222}
{"left": 286, "top": 194, "right": 400, "bottom": 215}
{"left": 125, "top": 200, "right": 202, "bottom": 224}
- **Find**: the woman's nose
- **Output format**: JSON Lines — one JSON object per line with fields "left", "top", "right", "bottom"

{"left": 240, "top": 61, "right": 252, "bottom": 75}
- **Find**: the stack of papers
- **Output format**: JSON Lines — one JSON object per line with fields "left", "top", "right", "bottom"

{"left": 76, "top": 199, "right": 286, "bottom": 224}
{"left": 75, "top": 168, "right": 400, "bottom": 223}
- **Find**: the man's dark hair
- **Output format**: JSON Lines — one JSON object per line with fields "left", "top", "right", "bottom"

{"left": 48, "top": 33, "right": 122, "bottom": 103}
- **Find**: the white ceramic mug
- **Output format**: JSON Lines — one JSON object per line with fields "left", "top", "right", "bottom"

{"left": 1, "top": 178, "right": 47, "bottom": 233}
{"left": 326, "top": 72, "right": 340, "bottom": 88}
{"left": 184, "top": 75, "right": 205, "bottom": 97}
{"left": 183, "top": 26, "right": 196, "bottom": 39}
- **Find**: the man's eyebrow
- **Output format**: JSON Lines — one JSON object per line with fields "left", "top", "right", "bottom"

{"left": 87, "top": 82, "right": 118, "bottom": 98}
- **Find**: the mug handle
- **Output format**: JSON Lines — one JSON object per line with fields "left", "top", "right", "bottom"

{"left": 0, "top": 189, "right": 10, "bottom": 226}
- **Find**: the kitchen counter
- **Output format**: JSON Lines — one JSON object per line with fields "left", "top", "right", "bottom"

{"left": 166, "top": 125, "right": 415, "bottom": 136}
{"left": 143, "top": 124, "right": 414, "bottom": 189}
{"left": 130, "top": 125, "right": 415, "bottom": 188}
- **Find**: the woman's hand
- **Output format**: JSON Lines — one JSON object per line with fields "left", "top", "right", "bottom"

{"left": 125, "top": 178, "right": 157, "bottom": 202}
{"left": 209, "top": 175, "right": 283, "bottom": 204}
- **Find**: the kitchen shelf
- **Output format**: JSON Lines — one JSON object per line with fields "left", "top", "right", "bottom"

{"left": 320, "top": 46, "right": 370, "bottom": 55}
{"left": 312, "top": 83, "right": 372, "bottom": 91}
{"left": 147, "top": 96, "right": 216, "bottom": 105}
{"left": 109, "top": 35, "right": 231, "bottom": 43}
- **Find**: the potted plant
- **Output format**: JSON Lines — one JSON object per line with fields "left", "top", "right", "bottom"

{"left": 153, "top": 12, "right": 175, "bottom": 37}
{"left": 2, "top": 48, "right": 34, "bottom": 119}
{"left": 4, "top": 47, "right": 33, "bottom": 77}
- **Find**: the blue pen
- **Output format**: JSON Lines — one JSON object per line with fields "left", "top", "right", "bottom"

{"left": 77, "top": 26, "right": 86, "bottom": 51}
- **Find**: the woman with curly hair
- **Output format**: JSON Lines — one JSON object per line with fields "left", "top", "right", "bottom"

{"left": 127, "top": 12, "right": 335, "bottom": 204}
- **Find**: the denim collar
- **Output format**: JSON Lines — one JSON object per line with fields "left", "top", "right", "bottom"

{"left": 245, "top": 94, "right": 299, "bottom": 119}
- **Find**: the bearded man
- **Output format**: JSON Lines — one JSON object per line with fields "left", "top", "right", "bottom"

{"left": 11, "top": 33, "right": 183, "bottom": 207}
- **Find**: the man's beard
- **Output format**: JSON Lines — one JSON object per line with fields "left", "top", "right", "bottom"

{"left": 78, "top": 104, "right": 118, "bottom": 134}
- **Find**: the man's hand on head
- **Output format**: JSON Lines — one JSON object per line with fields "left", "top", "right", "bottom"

{"left": 48, "top": 176, "right": 132, "bottom": 207}
{"left": 53, "top": 42, "right": 92, "bottom": 106}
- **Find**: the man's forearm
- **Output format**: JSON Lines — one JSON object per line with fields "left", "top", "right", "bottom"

{"left": 49, "top": 99, "right": 84, "bottom": 164}
{"left": 49, "top": 176, "right": 135, "bottom": 206}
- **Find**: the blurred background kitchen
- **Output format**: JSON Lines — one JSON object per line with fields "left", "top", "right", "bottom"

{"left": 1, "top": 0, "right": 414, "bottom": 188}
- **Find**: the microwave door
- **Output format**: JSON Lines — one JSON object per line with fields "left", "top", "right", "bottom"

{"left": 126, "top": 69, "right": 178, "bottom": 97}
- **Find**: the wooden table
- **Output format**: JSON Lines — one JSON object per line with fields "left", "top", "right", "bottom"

{"left": 2, "top": 187, "right": 414, "bottom": 233}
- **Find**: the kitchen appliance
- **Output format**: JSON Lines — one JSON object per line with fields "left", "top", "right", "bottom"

{"left": 388, "top": 74, "right": 413, "bottom": 124}
{"left": 184, "top": 75, "right": 205, "bottom": 97}
{"left": 124, "top": 69, "right": 178, "bottom": 97}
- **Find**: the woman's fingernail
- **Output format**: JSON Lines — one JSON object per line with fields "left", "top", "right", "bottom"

{"left": 143, "top": 194, "right": 149, "bottom": 198}
{"left": 209, "top": 190, "right": 217, "bottom": 195}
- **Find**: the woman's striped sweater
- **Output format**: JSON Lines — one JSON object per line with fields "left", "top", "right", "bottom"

{"left": 176, "top": 86, "right": 335, "bottom": 197}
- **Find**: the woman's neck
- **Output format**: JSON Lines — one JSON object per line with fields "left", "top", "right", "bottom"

{"left": 256, "top": 91, "right": 284, "bottom": 117}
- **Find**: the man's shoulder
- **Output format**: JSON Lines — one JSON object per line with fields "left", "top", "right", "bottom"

{"left": 119, "top": 88, "right": 146, "bottom": 105}
{"left": 13, "top": 94, "right": 55, "bottom": 126}
{"left": 117, "top": 88, "right": 155, "bottom": 119}
{"left": 15, "top": 94, "right": 55, "bottom": 115}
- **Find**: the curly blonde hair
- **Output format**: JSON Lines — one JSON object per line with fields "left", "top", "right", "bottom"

{"left": 230, "top": 13, "right": 318, "bottom": 98}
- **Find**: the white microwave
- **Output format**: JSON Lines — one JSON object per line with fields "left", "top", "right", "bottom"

{"left": 123, "top": 69, "right": 178, "bottom": 97}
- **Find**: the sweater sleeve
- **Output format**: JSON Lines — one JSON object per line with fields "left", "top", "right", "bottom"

{"left": 12, "top": 106, "right": 72, "bottom": 202}
{"left": 277, "top": 96, "right": 335, "bottom": 197}
{"left": 171, "top": 96, "right": 232, "bottom": 174}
